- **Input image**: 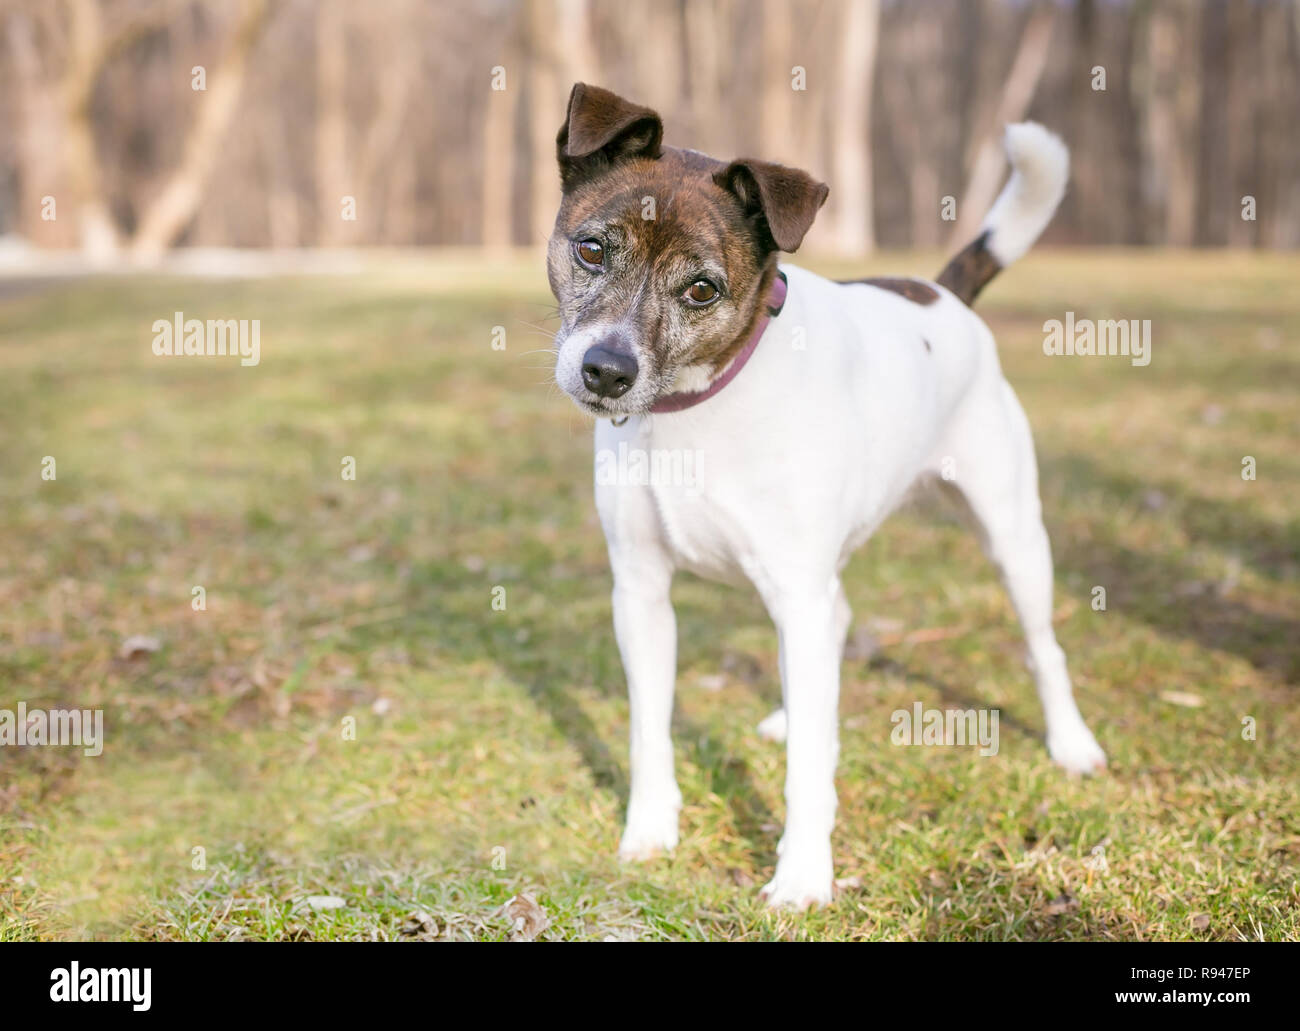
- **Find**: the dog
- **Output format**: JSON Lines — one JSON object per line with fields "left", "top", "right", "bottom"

{"left": 546, "top": 83, "right": 1105, "bottom": 909}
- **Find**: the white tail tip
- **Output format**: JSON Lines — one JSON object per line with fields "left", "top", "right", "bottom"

{"left": 980, "top": 121, "right": 1069, "bottom": 266}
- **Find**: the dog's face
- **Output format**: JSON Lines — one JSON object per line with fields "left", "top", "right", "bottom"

{"left": 548, "top": 84, "right": 828, "bottom": 416}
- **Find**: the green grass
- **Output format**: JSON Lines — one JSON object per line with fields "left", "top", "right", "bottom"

{"left": 0, "top": 249, "right": 1297, "bottom": 941}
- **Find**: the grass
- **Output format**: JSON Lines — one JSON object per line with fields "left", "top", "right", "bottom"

{"left": 0, "top": 248, "right": 1296, "bottom": 941}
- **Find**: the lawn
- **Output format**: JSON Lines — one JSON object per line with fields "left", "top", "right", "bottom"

{"left": 0, "top": 249, "right": 1296, "bottom": 941}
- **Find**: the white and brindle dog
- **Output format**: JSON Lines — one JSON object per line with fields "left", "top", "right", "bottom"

{"left": 547, "top": 83, "right": 1105, "bottom": 909}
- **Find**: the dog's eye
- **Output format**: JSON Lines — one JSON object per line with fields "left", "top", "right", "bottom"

{"left": 684, "top": 280, "right": 720, "bottom": 306}
{"left": 575, "top": 239, "right": 604, "bottom": 271}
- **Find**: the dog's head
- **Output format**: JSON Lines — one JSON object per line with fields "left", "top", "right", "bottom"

{"left": 548, "top": 83, "right": 828, "bottom": 416}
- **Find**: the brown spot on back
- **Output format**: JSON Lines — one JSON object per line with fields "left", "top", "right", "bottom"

{"left": 935, "top": 230, "right": 1002, "bottom": 307}
{"left": 840, "top": 276, "right": 940, "bottom": 306}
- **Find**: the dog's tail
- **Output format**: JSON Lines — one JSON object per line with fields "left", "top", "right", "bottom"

{"left": 936, "top": 122, "right": 1069, "bottom": 307}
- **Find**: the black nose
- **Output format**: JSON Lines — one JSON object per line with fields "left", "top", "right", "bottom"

{"left": 581, "top": 345, "right": 638, "bottom": 398}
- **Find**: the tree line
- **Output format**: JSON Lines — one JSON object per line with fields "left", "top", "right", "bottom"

{"left": 2, "top": 0, "right": 1297, "bottom": 261}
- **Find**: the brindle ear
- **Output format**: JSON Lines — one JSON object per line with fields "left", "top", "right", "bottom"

{"left": 714, "top": 158, "right": 829, "bottom": 253}
{"left": 556, "top": 83, "right": 663, "bottom": 189}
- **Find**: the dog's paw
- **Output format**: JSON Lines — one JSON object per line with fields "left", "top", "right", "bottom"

{"left": 1048, "top": 722, "right": 1106, "bottom": 775}
{"left": 617, "top": 822, "right": 678, "bottom": 861}
{"left": 756, "top": 708, "right": 787, "bottom": 743}
{"left": 617, "top": 791, "right": 681, "bottom": 861}
{"left": 759, "top": 846, "right": 833, "bottom": 911}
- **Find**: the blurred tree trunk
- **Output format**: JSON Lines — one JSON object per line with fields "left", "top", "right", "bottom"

{"left": 62, "top": 0, "right": 134, "bottom": 260}
{"left": 481, "top": 14, "right": 521, "bottom": 248}
{"left": 1116, "top": 3, "right": 1149, "bottom": 244}
{"left": 355, "top": 7, "right": 417, "bottom": 246}
{"left": 635, "top": 0, "right": 682, "bottom": 116}
{"left": 527, "top": 0, "right": 562, "bottom": 245}
{"left": 557, "top": 0, "right": 599, "bottom": 83}
{"left": 130, "top": 0, "right": 269, "bottom": 262}
{"left": 311, "top": 1, "right": 418, "bottom": 247}
{"left": 315, "top": 0, "right": 348, "bottom": 246}
{"left": 1224, "top": 0, "right": 1256, "bottom": 247}
{"left": 1256, "top": 0, "right": 1295, "bottom": 246}
{"left": 952, "top": 0, "right": 982, "bottom": 196}
{"left": 790, "top": 1, "right": 832, "bottom": 175}
{"left": 261, "top": 114, "right": 301, "bottom": 248}
{"left": 1194, "top": 0, "right": 1230, "bottom": 245}
{"left": 881, "top": 6, "right": 948, "bottom": 249}
{"left": 759, "top": 0, "right": 794, "bottom": 163}
{"left": 827, "top": 0, "right": 879, "bottom": 255}
{"left": 950, "top": 2, "right": 1056, "bottom": 247}
{"left": 1141, "top": 1, "right": 1200, "bottom": 247}
{"left": 384, "top": 136, "right": 418, "bottom": 245}
{"left": 685, "top": 0, "right": 732, "bottom": 157}
{"left": 1069, "top": 0, "right": 1099, "bottom": 243}
{"left": 906, "top": 16, "right": 945, "bottom": 247}
{"left": 5, "top": 12, "right": 69, "bottom": 247}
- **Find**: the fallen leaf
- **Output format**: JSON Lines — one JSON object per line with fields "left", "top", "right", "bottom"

{"left": 302, "top": 894, "right": 346, "bottom": 912}
{"left": 399, "top": 910, "right": 439, "bottom": 938}
{"left": 119, "top": 635, "right": 161, "bottom": 660}
{"left": 503, "top": 892, "right": 549, "bottom": 941}
{"left": 1160, "top": 691, "right": 1204, "bottom": 708}
{"left": 1191, "top": 913, "right": 1211, "bottom": 932}
{"left": 1044, "top": 893, "right": 1078, "bottom": 916}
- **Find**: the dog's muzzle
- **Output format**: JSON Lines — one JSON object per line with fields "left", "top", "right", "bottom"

{"left": 580, "top": 343, "right": 639, "bottom": 399}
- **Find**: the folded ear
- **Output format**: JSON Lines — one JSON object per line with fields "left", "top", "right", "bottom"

{"left": 713, "top": 158, "right": 829, "bottom": 253}
{"left": 556, "top": 83, "right": 664, "bottom": 189}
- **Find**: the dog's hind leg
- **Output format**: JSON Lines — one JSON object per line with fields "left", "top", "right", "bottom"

{"left": 933, "top": 377, "right": 1105, "bottom": 774}
{"left": 756, "top": 585, "right": 850, "bottom": 744}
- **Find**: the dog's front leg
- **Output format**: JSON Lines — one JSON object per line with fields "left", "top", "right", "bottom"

{"left": 611, "top": 561, "right": 682, "bottom": 860}
{"left": 761, "top": 584, "right": 843, "bottom": 909}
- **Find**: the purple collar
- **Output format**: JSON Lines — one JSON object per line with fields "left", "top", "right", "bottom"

{"left": 648, "top": 270, "right": 788, "bottom": 415}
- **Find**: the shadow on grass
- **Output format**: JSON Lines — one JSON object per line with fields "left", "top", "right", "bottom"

{"left": 866, "top": 654, "right": 1043, "bottom": 741}
{"left": 1044, "top": 452, "right": 1299, "bottom": 684}
{"left": 427, "top": 571, "right": 780, "bottom": 858}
